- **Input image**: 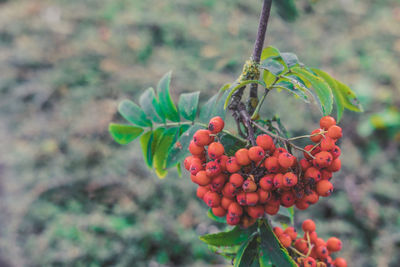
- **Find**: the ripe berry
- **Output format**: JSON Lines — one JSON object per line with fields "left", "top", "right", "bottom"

{"left": 229, "top": 173, "right": 244, "bottom": 188}
{"left": 316, "top": 180, "right": 333, "bottom": 197}
{"left": 320, "top": 116, "right": 336, "bottom": 130}
{"left": 193, "top": 129, "right": 212, "bottom": 146}
{"left": 248, "top": 146, "right": 265, "bottom": 162}
{"left": 302, "top": 219, "right": 316, "bottom": 232}
{"left": 327, "top": 125, "right": 342, "bottom": 139}
{"left": 316, "top": 245, "right": 329, "bottom": 259}
{"left": 304, "top": 145, "right": 318, "bottom": 160}
{"left": 284, "top": 226, "right": 297, "bottom": 240}
{"left": 320, "top": 137, "right": 336, "bottom": 151}
{"left": 317, "top": 262, "right": 327, "bottom": 267}
{"left": 278, "top": 152, "right": 296, "bottom": 169}
{"left": 240, "top": 216, "right": 257, "bottom": 229}
{"left": 203, "top": 191, "right": 220, "bottom": 207}
{"left": 273, "top": 227, "right": 284, "bottom": 236}
{"left": 194, "top": 170, "right": 211, "bottom": 186}
{"left": 208, "top": 142, "right": 224, "bottom": 159}
{"left": 278, "top": 233, "right": 292, "bottom": 248}
{"left": 326, "top": 237, "right": 342, "bottom": 252}
{"left": 221, "top": 196, "right": 234, "bottom": 210}
{"left": 189, "top": 140, "right": 205, "bottom": 155}
{"left": 222, "top": 183, "right": 237, "bottom": 198}
{"left": 205, "top": 161, "right": 221, "bottom": 177}
{"left": 246, "top": 192, "right": 259, "bottom": 206}
{"left": 196, "top": 186, "right": 210, "bottom": 199}
{"left": 314, "top": 151, "right": 333, "bottom": 168}
{"left": 208, "top": 116, "right": 224, "bottom": 134}
{"left": 315, "top": 238, "right": 326, "bottom": 247}
{"left": 273, "top": 147, "right": 287, "bottom": 157}
{"left": 226, "top": 157, "right": 241, "bottom": 173}
{"left": 210, "top": 174, "right": 227, "bottom": 192}
{"left": 333, "top": 257, "right": 347, "bottom": 267}
{"left": 235, "top": 148, "right": 251, "bottom": 166}
{"left": 228, "top": 202, "right": 243, "bottom": 217}
{"left": 273, "top": 173, "right": 284, "bottom": 189}
{"left": 304, "top": 190, "right": 319, "bottom": 204}
{"left": 264, "top": 203, "right": 280, "bottom": 215}
{"left": 247, "top": 205, "right": 265, "bottom": 219}
{"left": 329, "top": 145, "right": 341, "bottom": 159}
{"left": 283, "top": 172, "right": 298, "bottom": 187}
{"left": 303, "top": 256, "right": 316, "bottom": 267}
{"left": 300, "top": 158, "right": 312, "bottom": 172}
{"left": 265, "top": 156, "right": 280, "bottom": 173}
{"left": 236, "top": 192, "right": 247, "bottom": 206}
{"left": 327, "top": 158, "right": 341, "bottom": 172}
{"left": 310, "top": 128, "right": 324, "bottom": 143}
{"left": 242, "top": 180, "right": 257, "bottom": 192}
{"left": 258, "top": 189, "right": 271, "bottom": 204}
{"left": 226, "top": 214, "right": 240, "bottom": 225}
{"left": 259, "top": 174, "right": 274, "bottom": 190}
{"left": 212, "top": 206, "right": 227, "bottom": 217}
{"left": 294, "top": 239, "right": 308, "bottom": 254}
{"left": 280, "top": 191, "right": 295, "bottom": 207}
{"left": 321, "top": 169, "right": 333, "bottom": 180}
{"left": 306, "top": 231, "right": 318, "bottom": 244}
{"left": 216, "top": 155, "right": 228, "bottom": 171}
{"left": 295, "top": 200, "right": 309, "bottom": 210}
{"left": 184, "top": 156, "right": 194, "bottom": 170}
{"left": 304, "top": 167, "right": 322, "bottom": 183}
{"left": 256, "top": 134, "right": 274, "bottom": 151}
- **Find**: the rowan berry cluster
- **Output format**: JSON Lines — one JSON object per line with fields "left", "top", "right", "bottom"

{"left": 274, "top": 219, "right": 347, "bottom": 267}
{"left": 184, "top": 115, "right": 343, "bottom": 227}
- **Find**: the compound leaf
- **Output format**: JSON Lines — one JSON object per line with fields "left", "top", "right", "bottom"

{"left": 109, "top": 124, "right": 144, "bottom": 145}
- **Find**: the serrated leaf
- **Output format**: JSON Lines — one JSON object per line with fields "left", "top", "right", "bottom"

{"left": 260, "top": 59, "right": 285, "bottom": 75}
{"left": 118, "top": 99, "right": 152, "bottom": 127}
{"left": 178, "top": 92, "right": 200, "bottom": 121}
{"left": 207, "top": 208, "right": 228, "bottom": 223}
{"left": 234, "top": 233, "right": 259, "bottom": 267}
{"left": 166, "top": 124, "right": 203, "bottom": 168}
{"left": 335, "top": 80, "right": 363, "bottom": 112}
{"left": 140, "top": 131, "right": 153, "bottom": 167}
{"left": 109, "top": 123, "right": 144, "bottom": 145}
{"left": 259, "top": 221, "right": 296, "bottom": 267}
{"left": 219, "top": 132, "right": 247, "bottom": 156}
{"left": 139, "top": 87, "right": 165, "bottom": 123}
{"left": 153, "top": 127, "right": 179, "bottom": 178}
{"left": 200, "top": 225, "right": 256, "bottom": 246}
{"left": 208, "top": 244, "right": 241, "bottom": 260}
{"left": 275, "top": 0, "right": 298, "bottom": 22}
{"left": 280, "top": 53, "right": 299, "bottom": 68}
{"left": 261, "top": 46, "right": 281, "bottom": 61}
{"left": 157, "top": 71, "right": 180, "bottom": 122}
{"left": 291, "top": 67, "right": 333, "bottom": 115}
{"left": 311, "top": 69, "right": 344, "bottom": 121}
{"left": 200, "top": 89, "right": 232, "bottom": 123}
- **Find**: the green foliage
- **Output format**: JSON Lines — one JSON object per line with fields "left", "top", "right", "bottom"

{"left": 108, "top": 124, "right": 144, "bottom": 144}
{"left": 157, "top": 71, "right": 180, "bottom": 122}
{"left": 178, "top": 92, "right": 200, "bottom": 121}
{"left": 200, "top": 225, "right": 254, "bottom": 246}
{"left": 274, "top": 0, "right": 299, "bottom": 22}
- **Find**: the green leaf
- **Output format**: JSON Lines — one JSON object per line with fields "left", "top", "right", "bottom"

{"left": 118, "top": 99, "right": 152, "bottom": 127}
{"left": 280, "top": 53, "right": 299, "bottom": 68}
{"left": 259, "top": 221, "right": 296, "bottom": 267}
{"left": 259, "top": 252, "right": 273, "bottom": 267}
{"left": 200, "top": 225, "right": 256, "bottom": 246}
{"left": 140, "top": 131, "right": 153, "bottom": 167}
{"left": 224, "top": 80, "right": 266, "bottom": 109}
{"left": 335, "top": 80, "right": 363, "bottom": 112}
{"left": 275, "top": 0, "right": 298, "bottom": 22}
{"left": 311, "top": 69, "right": 344, "bottom": 121}
{"left": 291, "top": 67, "right": 333, "bottom": 115}
{"left": 178, "top": 92, "right": 200, "bottom": 121}
{"left": 261, "top": 46, "right": 281, "bottom": 61}
{"left": 153, "top": 127, "right": 179, "bottom": 178}
{"left": 139, "top": 87, "right": 165, "bottom": 123}
{"left": 109, "top": 123, "right": 144, "bottom": 145}
{"left": 208, "top": 244, "right": 241, "bottom": 260}
{"left": 157, "top": 71, "right": 180, "bottom": 122}
{"left": 166, "top": 124, "right": 203, "bottom": 168}
{"left": 234, "top": 233, "right": 259, "bottom": 267}
{"left": 200, "top": 90, "right": 232, "bottom": 123}
{"left": 207, "top": 208, "right": 227, "bottom": 224}
{"left": 273, "top": 80, "right": 309, "bottom": 103}
{"left": 277, "top": 207, "right": 295, "bottom": 225}
{"left": 219, "top": 132, "right": 247, "bottom": 156}
{"left": 260, "top": 59, "right": 285, "bottom": 76}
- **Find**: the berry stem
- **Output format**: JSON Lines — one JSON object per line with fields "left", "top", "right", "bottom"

{"left": 288, "top": 246, "right": 307, "bottom": 258}
{"left": 287, "top": 131, "right": 327, "bottom": 141}
{"left": 305, "top": 231, "right": 314, "bottom": 257}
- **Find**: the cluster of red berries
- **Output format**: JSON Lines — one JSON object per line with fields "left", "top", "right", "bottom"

{"left": 184, "top": 115, "right": 343, "bottom": 226}
{"left": 274, "top": 219, "right": 346, "bottom": 267}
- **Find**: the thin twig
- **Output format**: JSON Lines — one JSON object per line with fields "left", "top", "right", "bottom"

{"left": 287, "top": 131, "right": 327, "bottom": 141}
{"left": 289, "top": 246, "right": 307, "bottom": 258}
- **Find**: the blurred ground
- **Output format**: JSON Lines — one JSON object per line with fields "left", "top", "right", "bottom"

{"left": 0, "top": 0, "right": 399, "bottom": 266}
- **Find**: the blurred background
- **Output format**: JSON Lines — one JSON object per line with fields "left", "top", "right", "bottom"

{"left": 0, "top": 0, "right": 399, "bottom": 266}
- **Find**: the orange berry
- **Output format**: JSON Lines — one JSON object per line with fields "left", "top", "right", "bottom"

{"left": 315, "top": 238, "right": 326, "bottom": 247}
{"left": 326, "top": 237, "right": 342, "bottom": 252}
{"left": 280, "top": 191, "right": 295, "bottom": 207}
{"left": 258, "top": 189, "right": 271, "bottom": 204}
{"left": 321, "top": 169, "right": 333, "bottom": 180}
{"left": 184, "top": 156, "right": 194, "bottom": 170}
{"left": 295, "top": 200, "right": 310, "bottom": 210}
{"left": 265, "top": 156, "right": 280, "bottom": 173}
{"left": 210, "top": 174, "right": 227, "bottom": 192}
{"left": 212, "top": 206, "right": 227, "bottom": 217}
{"left": 327, "top": 125, "right": 342, "bottom": 139}
{"left": 273, "top": 173, "right": 284, "bottom": 189}
{"left": 320, "top": 116, "right": 336, "bottom": 130}
{"left": 304, "top": 167, "right": 322, "bottom": 183}
{"left": 283, "top": 172, "right": 298, "bottom": 187}
{"left": 205, "top": 161, "right": 221, "bottom": 177}
{"left": 189, "top": 140, "right": 205, "bottom": 155}
{"left": 208, "top": 142, "right": 225, "bottom": 159}
{"left": 278, "top": 233, "right": 292, "bottom": 248}
{"left": 317, "top": 262, "right": 327, "bottom": 267}
{"left": 310, "top": 128, "right": 325, "bottom": 143}
{"left": 246, "top": 192, "right": 259, "bottom": 206}
{"left": 320, "top": 137, "right": 336, "bottom": 151}
{"left": 327, "top": 158, "right": 341, "bottom": 172}
{"left": 226, "top": 214, "right": 240, "bottom": 225}
{"left": 314, "top": 151, "right": 333, "bottom": 168}
{"left": 242, "top": 180, "right": 257, "bottom": 192}
{"left": 193, "top": 129, "right": 212, "bottom": 146}
{"left": 316, "top": 245, "right": 329, "bottom": 259}
{"left": 194, "top": 170, "right": 211, "bottom": 186}
{"left": 300, "top": 158, "right": 312, "bottom": 172}
{"left": 306, "top": 231, "right": 318, "bottom": 244}
{"left": 278, "top": 152, "right": 296, "bottom": 169}
{"left": 333, "top": 257, "right": 347, "bottom": 267}
{"left": 294, "top": 239, "right": 308, "bottom": 254}
{"left": 273, "top": 227, "right": 284, "bottom": 236}
{"left": 248, "top": 146, "right": 265, "bottom": 162}
{"left": 236, "top": 192, "right": 247, "bottom": 206}
{"left": 284, "top": 226, "right": 297, "bottom": 240}
{"left": 264, "top": 203, "right": 280, "bottom": 215}
{"left": 203, "top": 191, "right": 221, "bottom": 207}
{"left": 316, "top": 180, "right": 333, "bottom": 197}
{"left": 221, "top": 196, "right": 234, "bottom": 210}
{"left": 247, "top": 205, "right": 265, "bottom": 219}
{"left": 304, "top": 190, "right": 319, "bottom": 204}
{"left": 229, "top": 173, "right": 244, "bottom": 188}
{"left": 208, "top": 116, "right": 224, "bottom": 134}
{"left": 259, "top": 174, "right": 274, "bottom": 190}
{"left": 216, "top": 155, "right": 228, "bottom": 171}
{"left": 189, "top": 159, "right": 203, "bottom": 175}
{"left": 302, "top": 219, "right": 316, "bottom": 232}
{"left": 256, "top": 134, "right": 274, "bottom": 151}
{"left": 329, "top": 145, "right": 341, "bottom": 159}
{"left": 222, "top": 182, "right": 237, "bottom": 199}
{"left": 303, "top": 256, "right": 316, "bottom": 267}
{"left": 240, "top": 216, "right": 257, "bottom": 229}
{"left": 228, "top": 202, "right": 243, "bottom": 217}
{"left": 303, "top": 144, "right": 320, "bottom": 160}
{"left": 235, "top": 148, "right": 251, "bottom": 166}
{"left": 196, "top": 185, "right": 210, "bottom": 199}
{"left": 226, "top": 157, "right": 241, "bottom": 173}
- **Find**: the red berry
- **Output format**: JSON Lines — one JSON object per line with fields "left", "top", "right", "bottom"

{"left": 304, "top": 145, "right": 318, "bottom": 160}
{"left": 321, "top": 169, "right": 333, "bottom": 180}
{"left": 228, "top": 202, "right": 243, "bottom": 217}
{"left": 235, "top": 148, "right": 251, "bottom": 166}
{"left": 205, "top": 161, "right": 221, "bottom": 177}
{"left": 294, "top": 239, "right": 308, "bottom": 254}
{"left": 229, "top": 173, "right": 244, "bottom": 188}
{"left": 189, "top": 158, "right": 203, "bottom": 175}
{"left": 333, "top": 257, "right": 347, "bottom": 267}
{"left": 212, "top": 206, "right": 227, "bottom": 217}
{"left": 208, "top": 116, "right": 224, "bottom": 134}
{"left": 315, "top": 238, "right": 326, "bottom": 247}
{"left": 259, "top": 174, "right": 274, "bottom": 190}
{"left": 327, "top": 158, "right": 341, "bottom": 172}
{"left": 256, "top": 134, "right": 274, "bottom": 151}
{"left": 327, "top": 237, "right": 342, "bottom": 252}
{"left": 316, "top": 245, "right": 329, "bottom": 259}
{"left": 273, "top": 147, "right": 287, "bottom": 157}
{"left": 283, "top": 172, "right": 298, "bottom": 187}
{"left": 316, "top": 180, "right": 333, "bottom": 197}
{"left": 304, "top": 167, "right": 322, "bottom": 183}
{"left": 184, "top": 156, "right": 194, "bottom": 170}
{"left": 226, "top": 214, "right": 240, "bottom": 225}
{"left": 208, "top": 142, "right": 225, "bottom": 159}
{"left": 303, "top": 256, "right": 316, "bottom": 267}
{"left": 247, "top": 205, "right": 264, "bottom": 219}
{"left": 302, "top": 219, "right": 316, "bottom": 232}
{"left": 189, "top": 140, "right": 205, "bottom": 155}
{"left": 327, "top": 125, "right": 342, "bottom": 139}
{"left": 248, "top": 146, "right": 265, "bottom": 162}
{"left": 295, "top": 200, "right": 309, "bottom": 210}
{"left": 280, "top": 191, "right": 295, "bottom": 207}
{"left": 329, "top": 145, "right": 341, "bottom": 159}
{"left": 216, "top": 155, "right": 228, "bottom": 171}
{"left": 193, "top": 129, "right": 212, "bottom": 146}
{"left": 194, "top": 170, "right": 211, "bottom": 186}
{"left": 203, "top": 191, "right": 221, "bottom": 207}
{"left": 310, "top": 128, "right": 325, "bottom": 143}
{"left": 273, "top": 173, "right": 284, "bottom": 189}
{"left": 284, "top": 226, "right": 297, "bottom": 240}
{"left": 278, "top": 152, "right": 296, "bottom": 169}
{"left": 304, "top": 190, "right": 319, "bottom": 204}
{"left": 258, "top": 189, "right": 271, "bottom": 204}
{"left": 236, "top": 192, "right": 247, "bottom": 206}
{"left": 221, "top": 196, "right": 234, "bottom": 210}
{"left": 320, "top": 137, "right": 336, "bottom": 151}
{"left": 264, "top": 203, "right": 280, "bottom": 215}
{"left": 246, "top": 192, "right": 259, "bottom": 206}
{"left": 222, "top": 183, "right": 237, "bottom": 199}
{"left": 196, "top": 186, "right": 210, "bottom": 199}
{"left": 314, "top": 151, "right": 333, "bottom": 168}
{"left": 242, "top": 180, "right": 257, "bottom": 192}
{"left": 265, "top": 157, "right": 280, "bottom": 173}
{"left": 273, "top": 227, "right": 284, "bottom": 236}
{"left": 320, "top": 116, "right": 336, "bottom": 130}
{"left": 278, "top": 233, "right": 292, "bottom": 248}
{"left": 300, "top": 158, "right": 312, "bottom": 172}
{"left": 210, "top": 174, "right": 227, "bottom": 192}
{"left": 226, "top": 157, "right": 241, "bottom": 173}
